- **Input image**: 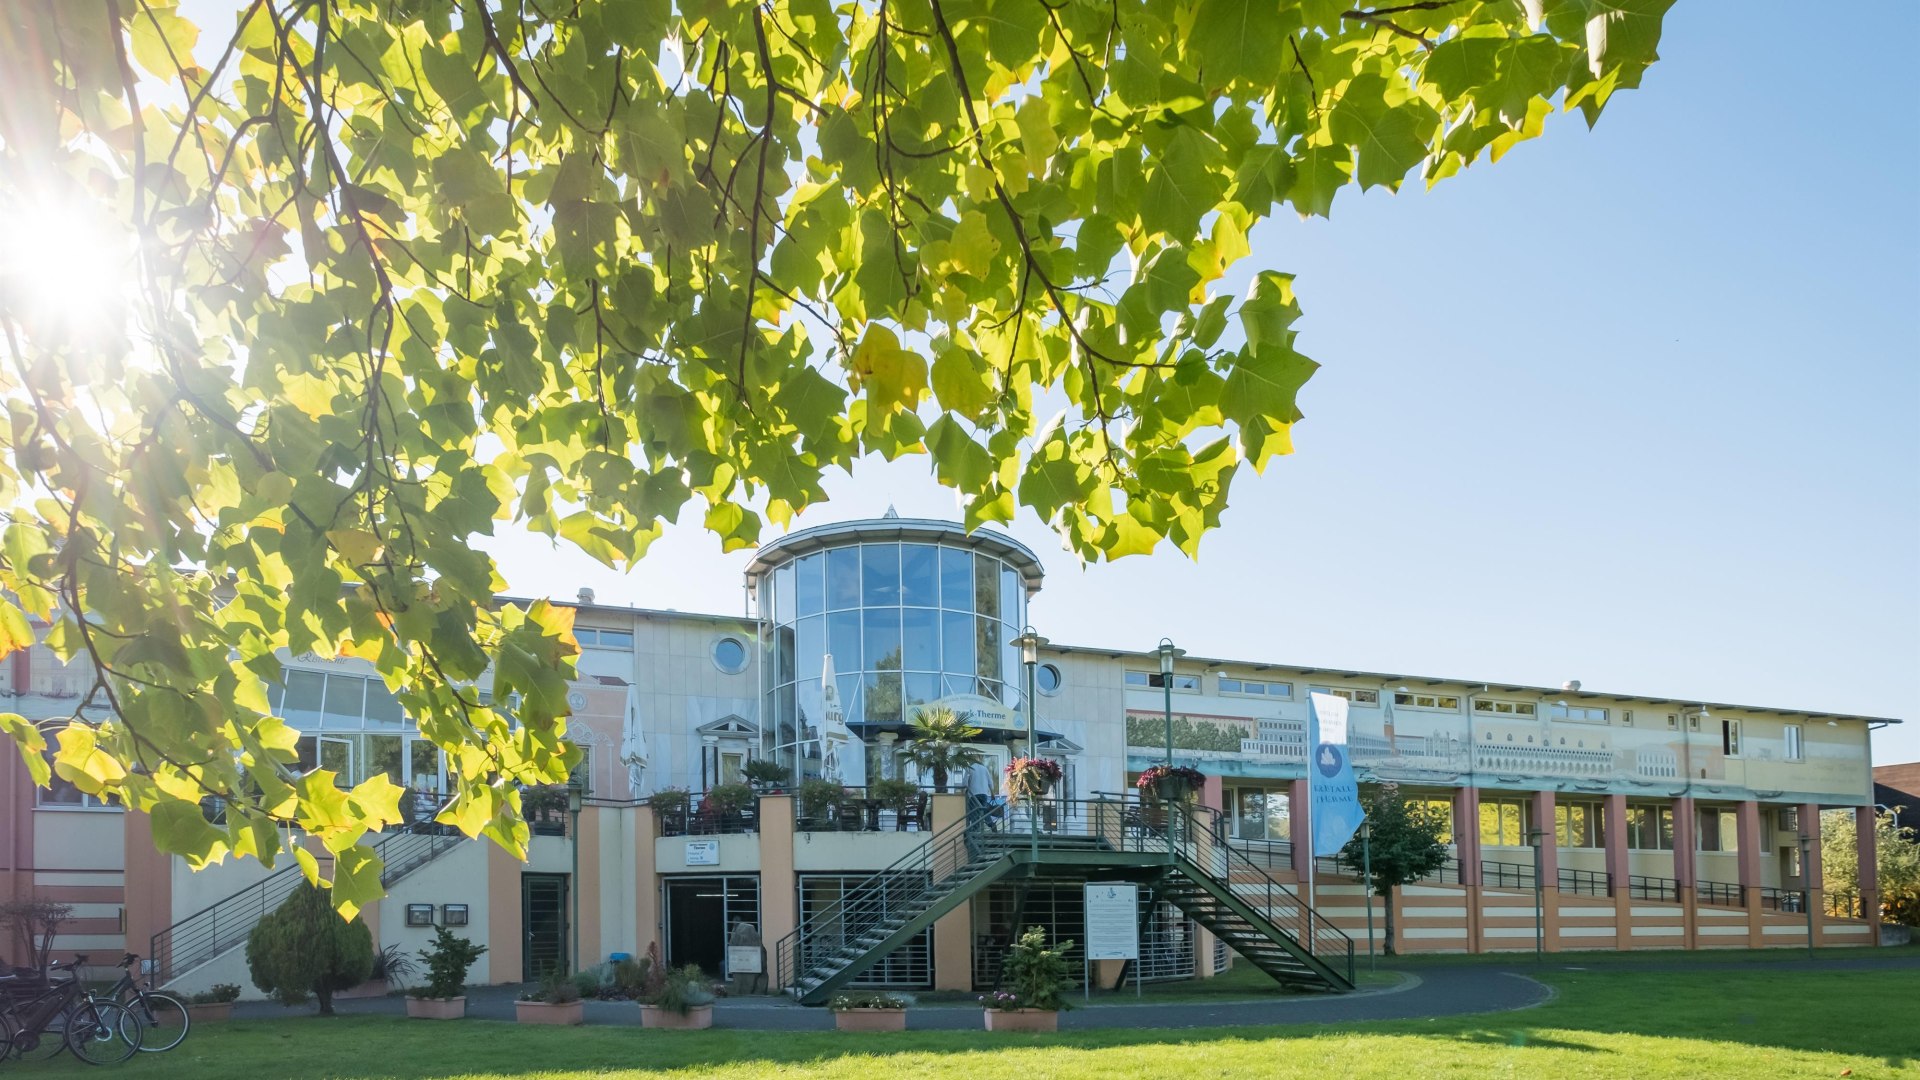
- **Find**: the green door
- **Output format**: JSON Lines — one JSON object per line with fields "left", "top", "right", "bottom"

{"left": 522, "top": 873, "right": 569, "bottom": 980}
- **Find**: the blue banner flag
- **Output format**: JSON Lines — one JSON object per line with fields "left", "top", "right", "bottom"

{"left": 1308, "top": 692, "right": 1366, "bottom": 857}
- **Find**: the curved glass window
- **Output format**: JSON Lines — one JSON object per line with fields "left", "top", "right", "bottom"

{"left": 761, "top": 538, "right": 1028, "bottom": 779}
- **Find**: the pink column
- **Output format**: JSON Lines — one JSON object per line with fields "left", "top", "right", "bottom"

{"left": 1453, "top": 787, "right": 1482, "bottom": 886}
{"left": 1289, "top": 778, "right": 1311, "bottom": 877}
{"left": 1856, "top": 806, "right": 1879, "bottom": 934}
{"left": 1735, "top": 801, "right": 1762, "bottom": 889}
{"left": 1200, "top": 774, "right": 1224, "bottom": 813}
{"left": 1531, "top": 791, "right": 1559, "bottom": 884}
{"left": 1671, "top": 797, "right": 1697, "bottom": 888}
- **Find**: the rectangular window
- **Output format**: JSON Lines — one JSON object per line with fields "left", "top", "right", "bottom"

{"left": 1472, "top": 699, "right": 1538, "bottom": 717}
{"left": 1721, "top": 719, "right": 1741, "bottom": 757}
{"left": 1667, "top": 713, "right": 1679, "bottom": 730}
{"left": 1394, "top": 692, "right": 1460, "bottom": 711}
{"left": 1554, "top": 802, "right": 1605, "bottom": 848}
{"left": 1413, "top": 797, "right": 1454, "bottom": 844}
{"left": 1783, "top": 724, "right": 1803, "bottom": 761}
{"left": 1478, "top": 799, "right": 1529, "bottom": 847}
{"left": 1309, "top": 687, "right": 1380, "bottom": 705}
{"left": 1231, "top": 789, "right": 1290, "bottom": 842}
{"left": 1626, "top": 806, "right": 1675, "bottom": 850}
{"left": 1687, "top": 713, "right": 1700, "bottom": 731}
{"left": 1621, "top": 710, "right": 1634, "bottom": 727}
{"left": 1218, "top": 676, "right": 1291, "bottom": 698}
{"left": 1546, "top": 702, "right": 1608, "bottom": 724}
{"left": 1128, "top": 670, "right": 1198, "bottom": 691}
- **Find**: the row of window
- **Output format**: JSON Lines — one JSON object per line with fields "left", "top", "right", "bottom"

{"left": 765, "top": 544, "right": 1026, "bottom": 628}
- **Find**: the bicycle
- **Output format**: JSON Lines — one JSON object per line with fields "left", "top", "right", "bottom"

{"left": 0, "top": 954, "right": 143, "bottom": 1064}
{"left": 102, "top": 953, "right": 189, "bottom": 1053}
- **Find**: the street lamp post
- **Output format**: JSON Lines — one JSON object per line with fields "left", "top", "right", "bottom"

{"left": 1527, "top": 827, "right": 1546, "bottom": 964}
{"left": 1015, "top": 627, "right": 1047, "bottom": 860}
{"left": 1798, "top": 832, "right": 1815, "bottom": 959}
{"left": 1361, "top": 820, "right": 1376, "bottom": 972}
{"left": 1156, "top": 638, "right": 1185, "bottom": 862}
{"left": 567, "top": 775, "right": 585, "bottom": 975}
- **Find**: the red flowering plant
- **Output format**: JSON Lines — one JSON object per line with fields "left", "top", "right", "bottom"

{"left": 1002, "top": 757, "right": 1064, "bottom": 803}
{"left": 1136, "top": 765, "right": 1206, "bottom": 803}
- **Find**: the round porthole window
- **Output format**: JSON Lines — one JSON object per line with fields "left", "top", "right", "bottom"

{"left": 1035, "top": 663, "right": 1063, "bottom": 696}
{"left": 712, "top": 636, "right": 749, "bottom": 675}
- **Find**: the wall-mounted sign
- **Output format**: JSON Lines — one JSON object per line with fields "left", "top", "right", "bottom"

{"left": 405, "top": 904, "right": 434, "bottom": 928}
{"left": 726, "top": 946, "right": 763, "bottom": 974}
{"left": 1083, "top": 882, "right": 1139, "bottom": 961}
{"left": 442, "top": 903, "right": 470, "bottom": 927}
{"left": 685, "top": 839, "right": 720, "bottom": 866}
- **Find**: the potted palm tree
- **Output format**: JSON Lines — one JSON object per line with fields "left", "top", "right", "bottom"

{"left": 830, "top": 990, "right": 912, "bottom": 1031}
{"left": 980, "top": 926, "right": 1073, "bottom": 1032}
{"left": 742, "top": 759, "right": 790, "bottom": 794}
{"left": 901, "top": 707, "right": 984, "bottom": 793}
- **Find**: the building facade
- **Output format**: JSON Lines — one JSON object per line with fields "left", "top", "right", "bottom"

{"left": 0, "top": 516, "right": 1897, "bottom": 996}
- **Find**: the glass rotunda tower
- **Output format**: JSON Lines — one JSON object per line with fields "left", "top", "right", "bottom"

{"left": 744, "top": 515, "right": 1045, "bottom": 783}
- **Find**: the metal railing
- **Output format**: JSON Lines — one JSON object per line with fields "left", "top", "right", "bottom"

{"left": 1557, "top": 867, "right": 1612, "bottom": 897}
{"left": 150, "top": 800, "right": 462, "bottom": 987}
{"left": 1177, "top": 803, "right": 1355, "bottom": 988}
{"left": 772, "top": 806, "right": 988, "bottom": 994}
{"left": 1696, "top": 879, "right": 1743, "bottom": 908}
{"left": 656, "top": 804, "right": 759, "bottom": 837}
{"left": 791, "top": 788, "right": 934, "bottom": 833}
{"left": 1757, "top": 886, "right": 1805, "bottom": 913}
{"left": 1628, "top": 874, "right": 1682, "bottom": 903}
{"left": 1481, "top": 858, "right": 1537, "bottom": 890}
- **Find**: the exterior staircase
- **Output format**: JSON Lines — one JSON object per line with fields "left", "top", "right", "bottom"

{"left": 773, "top": 800, "right": 1355, "bottom": 1003}
{"left": 150, "top": 823, "right": 464, "bottom": 987}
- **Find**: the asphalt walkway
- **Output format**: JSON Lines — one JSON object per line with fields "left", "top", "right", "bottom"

{"left": 228, "top": 952, "right": 1920, "bottom": 1032}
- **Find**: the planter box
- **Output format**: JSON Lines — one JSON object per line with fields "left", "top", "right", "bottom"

{"left": 185, "top": 1002, "right": 232, "bottom": 1023}
{"left": 639, "top": 1003, "right": 713, "bottom": 1030}
{"left": 983, "top": 1008, "right": 1058, "bottom": 1032}
{"left": 406, "top": 995, "right": 466, "bottom": 1020}
{"left": 834, "top": 1008, "right": 906, "bottom": 1032}
{"left": 516, "top": 999, "right": 585, "bottom": 1026}
{"left": 338, "top": 978, "right": 389, "bottom": 1000}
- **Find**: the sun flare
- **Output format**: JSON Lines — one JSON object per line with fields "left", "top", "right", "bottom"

{"left": 0, "top": 192, "right": 135, "bottom": 346}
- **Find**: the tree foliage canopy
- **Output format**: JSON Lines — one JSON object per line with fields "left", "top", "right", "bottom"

{"left": 0, "top": 0, "right": 1668, "bottom": 910}
{"left": 244, "top": 880, "right": 375, "bottom": 1012}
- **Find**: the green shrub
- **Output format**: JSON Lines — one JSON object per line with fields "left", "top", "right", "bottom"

{"left": 243, "top": 883, "right": 374, "bottom": 1016}
{"left": 413, "top": 927, "right": 487, "bottom": 1000}
{"left": 520, "top": 968, "right": 583, "bottom": 1004}
{"left": 189, "top": 983, "right": 242, "bottom": 1005}
{"left": 705, "top": 782, "right": 754, "bottom": 815}
{"left": 867, "top": 778, "right": 918, "bottom": 812}
{"left": 636, "top": 942, "right": 713, "bottom": 1015}
{"left": 797, "top": 778, "right": 845, "bottom": 823}
{"left": 1000, "top": 925, "right": 1074, "bottom": 1012}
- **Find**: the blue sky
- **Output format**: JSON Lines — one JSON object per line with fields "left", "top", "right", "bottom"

{"left": 475, "top": 4, "right": 1920, "bottom": 766}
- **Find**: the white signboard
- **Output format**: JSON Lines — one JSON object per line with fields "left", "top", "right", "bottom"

{"left": 685, "top": 839, "right": 720, "bottom": 866}
{"left": 1083, "top": 882, "right": 1140, "bottom": 961}
{"left": 727, "top": 946, "right": 763, "bottom": 974}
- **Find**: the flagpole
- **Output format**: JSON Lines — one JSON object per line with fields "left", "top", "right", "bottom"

{"left": 1305, "top": 700, "right": 1316, "bottom": 919}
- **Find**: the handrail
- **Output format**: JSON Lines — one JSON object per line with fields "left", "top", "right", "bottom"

{"left": 1174, "top": 803, "right": 1355, "bottom": 988}
{"left": 150, "top": 801, "right": 460, "bottom": 986}
{"left": 771, "top": 806, "right": 988, "bottom": 993}
{"left": 1557, "top": 867, "right": 1612, "bottom": 897}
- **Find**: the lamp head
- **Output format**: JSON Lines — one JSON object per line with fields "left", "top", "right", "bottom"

{"left": 1014, "top": 626, "right": 1047, "bottom": 667}
{"left": 1157, "top": 637, "right": 1184, "bottom": 676}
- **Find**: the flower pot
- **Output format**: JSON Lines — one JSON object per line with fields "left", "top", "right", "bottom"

{"left": 186, "top": 1002, "right": 233, "bottom": 1023}
{"left": 1152, "top": 777, "right": 1193, "bottom": 803}
{"left": 834, "top": 1008, "right": 906, "bottom": 1032}
{"left": 516, "top": 999, "right": 585, "bottom": 1025}
{"left": 406, "top": 995, "right": 466, "bottom": 1020}
{"left": 983, "top": 1007, "right": 1058, "bottom": 1032}
{"left": 639, "top": 1003, "right": 713, "bottom": 1030}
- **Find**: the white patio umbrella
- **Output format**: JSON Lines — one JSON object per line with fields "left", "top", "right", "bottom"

{"left": 619, "top": 683, "right": 650, "bottom": 797}
{"left": 819, "top": 653, "right": 851, "bottom": 782}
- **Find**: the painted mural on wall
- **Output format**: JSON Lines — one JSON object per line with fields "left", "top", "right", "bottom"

{"left": 1123, "top": 695, "right": 1870, "bottom": 804}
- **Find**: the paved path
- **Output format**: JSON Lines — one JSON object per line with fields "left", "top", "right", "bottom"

{"left": 233, "top": 968, "right": 1550, "bottom": 1031}
{"left": 231, "top": 952, "right": 1920, "bottom": 1032}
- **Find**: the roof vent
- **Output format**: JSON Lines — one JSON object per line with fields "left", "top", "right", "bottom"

{"left": 1562, "top": 679, "right": 1582, "bottom": 692}
{"left": 882, "top": 504, "right": 900, "bottom": 519}
{"left": 578, "top": 588, "right": 595, "bottom": 605}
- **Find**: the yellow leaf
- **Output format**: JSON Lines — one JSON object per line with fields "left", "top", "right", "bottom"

{"left": 325, "top": 529, "right": 384, "bottom": 567}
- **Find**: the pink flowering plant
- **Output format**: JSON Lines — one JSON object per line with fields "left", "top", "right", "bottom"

{"left": 1002, "top": 757, "right": 1063, "bottom": 802}
{"left": 1136, "top": 764, "right": 1206, "bottom": 803}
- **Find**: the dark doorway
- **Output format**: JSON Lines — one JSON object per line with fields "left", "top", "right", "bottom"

{"left": 663, "top": 876, "right": 759, "bottom": 977}
{"left": 522, "top": 873, "right": 569, "bottom": 980}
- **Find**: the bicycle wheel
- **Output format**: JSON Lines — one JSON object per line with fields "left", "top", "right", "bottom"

{"left": 9, "top": 1005, "right": 68, "bottom": 1062}
{"left": 127, "top": 991, "right": 190, "bottom": 1052}
{"left": 65, "top": 1001, "right": 142, "bottom": 1065}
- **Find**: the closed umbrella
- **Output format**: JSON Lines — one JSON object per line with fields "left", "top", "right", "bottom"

{"left": 619, "top": 683, "right": 649, "bottom": 797}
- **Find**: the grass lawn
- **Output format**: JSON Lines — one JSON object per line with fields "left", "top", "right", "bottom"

{"left": 32, "top": 965, "right": 1916, "bottom": 1080}
{"left": 1378, "top": 942, "right": 1919, "bottom": 969}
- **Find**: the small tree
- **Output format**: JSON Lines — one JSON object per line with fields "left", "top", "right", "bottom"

{"left": 997, "top": 925, "right": 1075, "bottom": 1012}
{"left": 0, "top": 899, "right": 72, "bottom": 970}
{"left": 245, "top": 882, "right": 375, "bottom": 1015}
{"left": 901, "top": 708, "right": 984, "bottom": 793}
{"left": 1822, "top": 807, "right": 1920, "bottom": 925}
{"left": 414, "top": 927, "right": 488, "bottom": 1001}
{"left": 1336, "top": 784, "right": 1450, "bottom": 956}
